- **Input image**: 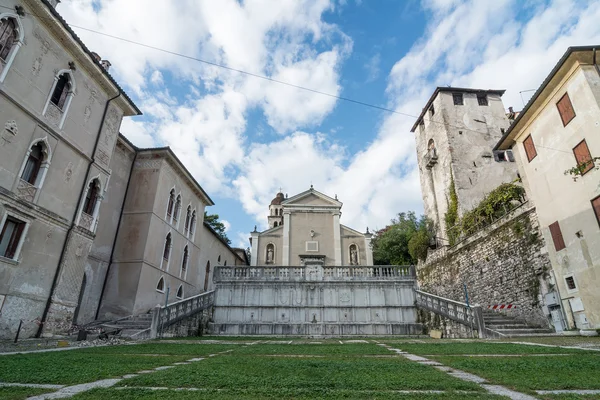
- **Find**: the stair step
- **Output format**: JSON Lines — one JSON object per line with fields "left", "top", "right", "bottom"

{"left": 486, "top": 324, "right": 533, "bottom": 329}
{"left": 494, "top": 328, "right": 554, "bottom": 335}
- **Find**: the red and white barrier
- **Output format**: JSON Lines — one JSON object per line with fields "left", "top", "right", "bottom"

{"left": 488, "top": 304, "right": 516, "bottom": 310}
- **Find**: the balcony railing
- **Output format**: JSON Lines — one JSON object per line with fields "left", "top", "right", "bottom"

{"left": 214, "top": 265, "right": 415, "bottom": 282}
{"left": 17, "top": 179, "right": 37, "bottom": 202}
{"left": 150, "top": 290, "right": 215, "bottom": 339}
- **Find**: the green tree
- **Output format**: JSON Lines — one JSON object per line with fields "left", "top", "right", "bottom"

{"left": 204, "top": 211, "right": 231, "bottom": 245}
{"left": 371, "top": 211, "right": 432, "bottom": 265}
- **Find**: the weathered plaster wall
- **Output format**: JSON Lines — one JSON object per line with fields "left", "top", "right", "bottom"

{"left": 418, "top": 206, "right": 554, "bottom": 331}
{"left": 289, "top": 212, "right": 335, "bottom": 265}
{"left": 213, "top": 279, "right": 419, "bottom": 336}
{"left": 256, "top": 226, "right": 283, "bottom": 265}
{"left": 511, "top": 65, "right": 600, "bottom": 329}
{"left": 415, "top": 91, "right": 518, "bottom": 239}
{"left": 340, "top": 226, "right": 367, "bottom": 265}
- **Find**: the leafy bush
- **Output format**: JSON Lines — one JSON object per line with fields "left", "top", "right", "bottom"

{"left": 372, "top": 212, "right": 433, "bottom": 264}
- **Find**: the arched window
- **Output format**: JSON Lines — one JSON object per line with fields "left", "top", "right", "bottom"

{"left": 166, "top": 189, "right": 175, "bottom": 220}
{"left": 156, "top": 276, "right": 165, "bottom": 293}
{"left": 224, "top": 260, "right": 227, "bottom": 266}
{"left": 83, "top": 179, "right": 100, "bottom": 216}
{"left": 184, "top": 205, "right": 191, "bottom": 235}
{"left": 50, "top": 73, "right": 71, "bottom": 110}
{"left": 21, "top": 143, "right": 43, "bottom": 185}
{"left": 428, "top": 139, "right": 435, "bottom": 150}
{"left": 349, "top": 244, "right": 359, "bottom": 265}
{"left": 0, "top": 14, "right": 23, "bottom": 83}
{"left": 265, "top": 243, "right": 275, "bottom": 264}
{"left": 218, "top": 255, "right": 221, "bottom": 263}
{"left": 162, "top": 233, "right": 172, "bottom": 268}
{"left": 181, "top": 245, "right": 189, "bottom": 278}
{"left": 173, "top": 195, "right": 181, "bottom": 223}
{"left": 176, "top": 284, "right": 183, "bottom": 299}
{"left": 43, "top": 69, "right": 76, "bottom": 129}
{"left": 190, "top": 210, "right": 197, "bottom": 238}
{"left": 0, "top": 17, "right": 17, "bottom": 62}
{"left": 273, "top": 221, "right": 278, "bottom": 227}
{"left": 17, "top": 138, "right": 51, "bottom": 201}
{"left": 203, "top": 261, "right": 211, "bottom": 291}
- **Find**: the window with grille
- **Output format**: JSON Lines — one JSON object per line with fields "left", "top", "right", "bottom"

{"left": 0, "top": 17, "right": 17, "bottom": 62}
{"left": 549, "top": 221, "right": 566, "bottom": 252}
{"left": 452, "top": 93, "right": 463, "bottom": 105}
{"left": 477, "top": 94, "right": 488, "bottom": 106}
{"left": 572, "top": 139, "right": 593, "bottom": 175}
{"left": 0, "top": 216, "right": 26, "bottom": 260}
{"left": 523, "top": 134, "right": 537, "bottom": 162}
{"left": 565, "top": 276, "right": 577, "bottom": 291}
{"left": 556, "top": 92, "right": 576, "bottom": 126}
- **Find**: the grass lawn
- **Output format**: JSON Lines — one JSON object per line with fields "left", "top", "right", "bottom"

{"left": 432, "top": 354, "right": 600, "bottom": 392}
{"left": 0, "top": 386, "right": 56, "bottom": 400}
{"left": 73, "top": 388, "right": 508, "bottom": 400}
{"left": 0, "top": 343, "right": 237, "bottom": 385}
{"left": 386, "top": 342, "right": 585, "bottom": 355}
{"left": 119, "top": 353, "right": 482, "bottom": 392}
{"left": 234, "top": 343, "right": 391, "bottom": 355}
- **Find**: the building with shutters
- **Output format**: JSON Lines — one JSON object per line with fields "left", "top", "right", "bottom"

{"left": 495, "top": 45, "right": 600, "bottom": 330}
{"left": 411, "top": 87, "right": 519, "bottom": 242}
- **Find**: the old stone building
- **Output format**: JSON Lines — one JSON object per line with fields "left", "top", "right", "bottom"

{"left": 495, "top": 45, "right": 600, "bottom": 330}
{"left": 250, "top": 188, "right": 373, "bottom": 267}
{"left": 0, "top": 0, "right": 140, "bottom": 339}
{"left": 411, "top": 87, "right": 519, "bottom": 241}
{"left": 0, "top": 1, "right": 247, "bottom": 339}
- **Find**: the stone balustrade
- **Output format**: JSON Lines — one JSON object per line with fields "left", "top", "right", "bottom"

{"left": 150, "top": 290, "right": 215, "bottom": 338}
{"left": 415, "top": 289, "right": 487, "bottom": 338}
{"left": 214, "top": 265, "right": 415, "bottom": 282}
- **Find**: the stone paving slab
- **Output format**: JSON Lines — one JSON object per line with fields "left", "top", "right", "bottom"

{"left": 536, "top": 389, "right": 600, "bottom": 395}
{"left": 482, "top": 384, "right": 537, "bottom": 400}
{"left": 0, "top": 382, "right": 65, "bottom": 389}
{"left": 28, "top": 378, "right": 122, "bottom": 399}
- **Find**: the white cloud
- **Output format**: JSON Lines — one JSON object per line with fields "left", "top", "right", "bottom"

{"left": 364, "top": 53, "right": 381, "bottom": 83}
{"left": 221, "top": 220, "right": 231, "bottom": 232}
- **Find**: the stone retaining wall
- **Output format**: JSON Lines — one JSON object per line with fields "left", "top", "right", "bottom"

{"left": 418, "top": 205, "right": 553, "bottom": 337}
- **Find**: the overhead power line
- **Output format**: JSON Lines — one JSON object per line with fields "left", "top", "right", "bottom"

{"left": 1, "top": 5, "right": 570, "bottom": 155}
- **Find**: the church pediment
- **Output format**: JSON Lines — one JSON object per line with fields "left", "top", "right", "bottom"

{"left": 283, "top": 188, "right": 342, "bottom": 208}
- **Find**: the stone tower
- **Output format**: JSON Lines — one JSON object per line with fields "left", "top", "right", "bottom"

{"left": 268, "top": 191, "right": 284, "bottom": 228}
{"left": 411, "top": 87, "right": 519, "bottom": 242}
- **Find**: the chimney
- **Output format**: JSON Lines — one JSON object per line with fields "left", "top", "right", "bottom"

{"left": 100, "top": 60, "right": 112, "bottom": 72}
{"left": 47, "top": 0, "right": 61, "bottom": 8}
{"left": 91, "top": 52, "right": 101, "bottom": 63}
{"left": 508, "top": 106, "right": 514, "bottom": 113}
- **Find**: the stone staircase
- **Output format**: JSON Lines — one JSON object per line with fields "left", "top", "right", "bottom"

{"left": 97, "top": 313, "right": 153, "bottom": 339}
{"left": 483, "top": 311, "right": 554, "bottom": 337}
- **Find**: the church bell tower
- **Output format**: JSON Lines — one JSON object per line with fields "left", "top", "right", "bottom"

{"left": 268, "top": 191, "right": 284, "bottom": 228}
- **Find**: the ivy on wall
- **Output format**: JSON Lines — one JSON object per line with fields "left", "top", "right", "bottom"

{"left": 446, "top": 182, "right": 526, "bottom": 246}
{"left": 444, "top": 170, "right": 459, "bottom": 246}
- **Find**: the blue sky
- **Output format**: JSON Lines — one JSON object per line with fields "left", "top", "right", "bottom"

{"left": 59, "top": 0, "right": 600, "bottom": 248}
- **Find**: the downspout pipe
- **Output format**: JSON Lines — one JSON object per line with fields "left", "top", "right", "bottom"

{"left": 94, "top": 148, "right": 137, "bottom": 320}
{"left": 37, "top": 92, "right": 121, "bottom": 337}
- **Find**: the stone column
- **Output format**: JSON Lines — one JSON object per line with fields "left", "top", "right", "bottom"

{"left": 282, "top": 211, "right": 291, "bottom": 266}
{"left": 333, "top": 212, "right": 342, "bottom": 266}
{"left": 364, "top": 231, "right": 373, "bottom": 265}
{"left": 250, "top": 230, "right": 259, "bottom": 266}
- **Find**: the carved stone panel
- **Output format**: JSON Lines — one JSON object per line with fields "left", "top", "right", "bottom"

{"left": 44, "top": 104, "right": 63, "bottom": 128}
{"left": 17, "top": 179, "right": 37, "bottom": 202}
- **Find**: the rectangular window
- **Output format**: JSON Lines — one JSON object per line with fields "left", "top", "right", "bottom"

{"left": 572, "top": 139, "right": 594, "bottom": 175}
{"left": 549, "top": 221, "right": 566, "bottom": 252}
{"left": 591, "top": 195, "right": 600, "bottom": 227}
{"left": 565, "top": 276, "right": 577, "bottom": 291}
{"left": 429, "top": 105, "right": 435, "bottom": 116}
{"left": 0, "top": 216, "right": 26, "bottom": 259}
{"left": 523, "top": 134, "right": 537, "bottom": 162}
{"left": 477, "top": 94, "right": 488, "bottom": 106}
{"left": 556, "top": 92, "right": 576, "bottom": 126}
{"left": 452, "top": 93, "right": 463, "bottom": 105}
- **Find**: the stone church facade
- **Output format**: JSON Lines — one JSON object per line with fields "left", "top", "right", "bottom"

{"left": 250, "top": 187, "right": 374, "bottom": 267}
{"left": 0, "top": 0, "right": 246, "bottom": 339}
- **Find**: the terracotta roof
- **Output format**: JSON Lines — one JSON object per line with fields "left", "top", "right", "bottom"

{"left": 270, "top": 192, "right": 285, "bottom": 205}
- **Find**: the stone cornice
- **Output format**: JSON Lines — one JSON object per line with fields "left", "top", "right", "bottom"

{"left": 0, "top": 186, "right": 70, "bottom": 230}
